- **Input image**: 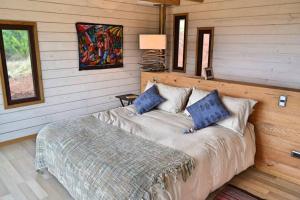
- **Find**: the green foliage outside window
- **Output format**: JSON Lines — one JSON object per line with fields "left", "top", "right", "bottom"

{"left": 2, "top": 29, "right": 30, "bottom": 60}
{"left": 2, "top": 29, "right": 32, "bottom": 78}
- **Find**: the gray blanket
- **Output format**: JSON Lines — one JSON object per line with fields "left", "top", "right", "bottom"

{"left": 35, "top": 116, "right": 195, "bottom": 200}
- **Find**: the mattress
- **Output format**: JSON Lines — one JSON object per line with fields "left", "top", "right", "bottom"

{"left": 94, "top": 105, "right": 256, "bottom": 200}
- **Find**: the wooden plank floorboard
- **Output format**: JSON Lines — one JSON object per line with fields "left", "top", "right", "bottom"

{"left": 1, "top": 138, "right": 300, "bottom": 200}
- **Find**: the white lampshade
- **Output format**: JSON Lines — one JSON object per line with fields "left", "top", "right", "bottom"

{"left": 139, "top": 34, "right": 167, "bottom": 50}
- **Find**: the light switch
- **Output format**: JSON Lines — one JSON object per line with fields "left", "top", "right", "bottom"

{"left": 291, "top": 150, "right": 300, "bottom": 159}
{"left": 278, "top": 95, "right": 287, "bottom": 107}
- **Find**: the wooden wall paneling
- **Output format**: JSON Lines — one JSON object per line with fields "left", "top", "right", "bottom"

{"left": 141, "top": 71, "right": 300, "bottom": 185}
{"left": 0, "top": 82, "right": 140, "bottom": 133}
{"left": 0, "top": 0, "right": 158, "bottom": 142}
{"left": 0, "top": 78, "right": 139, "bottom": 124}
{"left": 1, "top": 0, "right": 157, "bottom": 21}
{"left": 165, "top": 0, "right": 300, "bottom": 89}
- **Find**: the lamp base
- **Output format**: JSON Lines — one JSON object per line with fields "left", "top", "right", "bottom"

{"left": 140, "top": 50, "right": 166, "bottom": 71}
{"left": 140, "top": 65, "right": 168, "bottom": 72}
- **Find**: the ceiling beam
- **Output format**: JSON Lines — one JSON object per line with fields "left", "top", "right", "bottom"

{"left": 139, "top": 0, "right": 180, "bottom": 5}
{"left": 188, "top": 0, "right": 204, "bottom": 2}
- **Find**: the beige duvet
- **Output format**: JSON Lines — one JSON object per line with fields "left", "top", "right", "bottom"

{"left": 94, "top": 105, "right": 256, "bottom": 200}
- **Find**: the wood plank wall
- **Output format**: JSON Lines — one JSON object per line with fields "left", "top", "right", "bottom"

{"left": 166, "top": 0, "right": 300, "bottom": 89}
{"left": 141, "top": 71, "right": 300, "bottom": 185}
{"left": 0, "top": 0, "right": 159, "bottom": 142}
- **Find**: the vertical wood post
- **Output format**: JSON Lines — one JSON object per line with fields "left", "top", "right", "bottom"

{"left": 159, "top": 4, "right": 166, "bottom": 34}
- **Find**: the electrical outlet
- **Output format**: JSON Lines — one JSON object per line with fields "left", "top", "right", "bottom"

{"left": 278, "top": 95, "right": 287, "bottom": 107}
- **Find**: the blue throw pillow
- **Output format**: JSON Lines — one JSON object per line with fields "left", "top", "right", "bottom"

{"left": 134, "top": 85, "right": 165, "bottom": 114}
{"left": 187, "top": 90, "right": 230, "bottom": 130}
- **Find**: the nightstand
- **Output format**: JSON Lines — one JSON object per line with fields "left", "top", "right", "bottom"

{"left": 115, "top": 94, "right": 138, "bottom": 107}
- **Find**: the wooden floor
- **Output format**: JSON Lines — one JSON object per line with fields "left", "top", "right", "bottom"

{"left": 1, "top": 138, "right": 300, "bottom": 200}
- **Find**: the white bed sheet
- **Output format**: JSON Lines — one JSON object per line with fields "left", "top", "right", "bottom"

{"left": 93, "top": 105, "right": 256, "bottom": 200}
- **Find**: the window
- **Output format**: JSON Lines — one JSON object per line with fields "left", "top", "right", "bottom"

{"left": 196, "top": 27, "right": 214, "bottom": 76}
{"left": 173, "top": 14, "right": 188, "bottom": 72}
{"left": 0, "top": 21, "right": 44, "bottom": 109}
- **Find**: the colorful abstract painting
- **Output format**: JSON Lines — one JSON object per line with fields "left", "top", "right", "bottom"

{"left": 76, "top": 22, "right": 123, "bottom": 70}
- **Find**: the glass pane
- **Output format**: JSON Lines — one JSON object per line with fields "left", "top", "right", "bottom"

{"left": 177, "top": 19, "right": 185, "bottom": 68}
{"left": 2, "top": 29, "right": 36, "bottom": 100}
{"left": 201, "top": 33, "right": 210, "bottom": 69}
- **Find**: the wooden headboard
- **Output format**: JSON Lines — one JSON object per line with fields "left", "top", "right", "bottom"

{"left": 141, "top": 72, "right": 300, "bottom": 185}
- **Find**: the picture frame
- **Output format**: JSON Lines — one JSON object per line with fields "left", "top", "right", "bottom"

{"left": 76, "top": 22, "right": 123, "bottom": 70}
{"left": 204, "top": 67, "right": 214, "bottom": 80}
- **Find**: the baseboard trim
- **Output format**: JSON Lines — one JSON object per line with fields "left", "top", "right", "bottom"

{"left": 0, "top": 134, "right": 37, "bottom": 147}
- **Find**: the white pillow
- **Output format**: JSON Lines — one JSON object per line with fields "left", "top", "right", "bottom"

{"left": 145, "top": 81, "right": 191, "bottom": 113}
{"left": 184, "top": 88, "right": 210, "bottom": 116}
{"left": 185, "top": 88, "right": 257, "bottom": 136}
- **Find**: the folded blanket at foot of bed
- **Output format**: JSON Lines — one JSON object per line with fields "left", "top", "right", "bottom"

{"left": 35, "top": 116, "right": 195, "bottom": 200}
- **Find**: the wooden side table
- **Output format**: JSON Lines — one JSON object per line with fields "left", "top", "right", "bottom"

{"left": 115, "top": 94, "right": 138, "bottom": 107}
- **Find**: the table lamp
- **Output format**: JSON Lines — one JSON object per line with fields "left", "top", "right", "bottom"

{"left": 139, "top": 34, "right": 167, "bottom": 71}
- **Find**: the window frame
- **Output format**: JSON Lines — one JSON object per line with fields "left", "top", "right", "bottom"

{"left": 0, "top": 20, "right": 44, "bottom": 109}
{"left": 195, "top": 27, "right": 214, "bottom": 76}
{"left": 172, "top": 13, "right": 188, "bottom": 73}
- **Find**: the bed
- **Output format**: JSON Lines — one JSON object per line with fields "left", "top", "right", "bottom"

{"left": 94, "top": 105, "right": 256, "bottom": 199}
{"left": 36, "top": 102, "right": 255, "bottom": 200}
{"left": 35, "top": 70, "right": 259, "bottom": 200}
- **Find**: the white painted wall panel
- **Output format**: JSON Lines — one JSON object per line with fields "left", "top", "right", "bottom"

{"left": 0, "top": 0, "right": 158, "bottom": 141}
{"left": 166, "top": 0, "right": 300, "bottom": 89}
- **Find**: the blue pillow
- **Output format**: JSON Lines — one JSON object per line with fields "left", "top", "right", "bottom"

{"left": 187, "top": 90, "right": 230, "bottom": 130}
{"left": 134, "top": 85, "right": 165, "bottom": 114}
